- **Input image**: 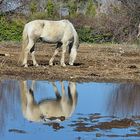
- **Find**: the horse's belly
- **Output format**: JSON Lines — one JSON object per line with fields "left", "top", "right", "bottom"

{"left": 41, "top": 36, "right": 60, "bottom": 43}
{"left": 40, "top": 29, "right": 63, "bottom": 43}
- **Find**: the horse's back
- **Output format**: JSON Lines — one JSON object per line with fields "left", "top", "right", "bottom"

{"left": 24, "top": 19, "right": 76, "bottom": 43}
{"left": 26, "top": 19, "right": 69, "bottom": 25}
{"left": 26, "top": 19, "right": 74, "bottom": 30}
{"left": 42, "top": 20, "right": 75, "bottom": 42}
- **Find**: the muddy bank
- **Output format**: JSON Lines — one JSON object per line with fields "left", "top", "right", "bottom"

{"left": 0, "top": 42, "right": 140, "bottom": 82}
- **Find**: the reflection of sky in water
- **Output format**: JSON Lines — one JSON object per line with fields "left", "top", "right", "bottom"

{"left": 76, "top": 82, "right": 117, "bottom": 115}
{"left": 0, "top": 80, "right": 140, "bottom": 140}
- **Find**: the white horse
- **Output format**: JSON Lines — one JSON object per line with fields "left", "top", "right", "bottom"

{"left": 19, "top": 19, "right": 79, "bottom": 67}
{"left": 137, "top": 23, "right": 140, "bottom": 38}
{"left": 20, "top": 81, "right": 78, "bottom": 122}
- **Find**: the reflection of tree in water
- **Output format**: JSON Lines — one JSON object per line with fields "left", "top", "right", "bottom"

{"left": 108, "top": 84, "right": 140, "bottom": 117}
{"left": 0, "top": 80, "right": 20, "bottom": 133}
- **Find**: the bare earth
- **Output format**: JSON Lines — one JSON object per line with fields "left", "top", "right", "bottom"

{"left": 0, "top": 42, "right": 140, "bottom": 83}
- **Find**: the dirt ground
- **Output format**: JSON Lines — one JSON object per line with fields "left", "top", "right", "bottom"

{"left": 0, "top": 42, "right": 140, "bottom": 83}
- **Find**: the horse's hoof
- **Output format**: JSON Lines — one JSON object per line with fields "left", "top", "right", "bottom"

{"left": 61, "top": 63, "right": 66, "bottom": 67}
{"left": 69, "top": 62, "right": 73, "bottom": 66}
{"left": 34, "top": 63, "right": 39, "bottom": 67}
{"left": 43, "top": 66, "right": 47, "bottom": 68}
{"left": 49, "top": 63, "right": 53, "bottom": 66}
{"left": 21, "top": 64, "right": 28, "bottom": 67}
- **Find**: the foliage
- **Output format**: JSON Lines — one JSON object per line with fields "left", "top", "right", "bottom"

{"left": 0, "top": 16, "right": 24, "bottom": 41}
{"left": 118, "top": 0, "right": 140, "bottom": 41}
{"left": 29, "top": 0, "right": 38, "bottom": 14}
{"left": 86, "top": 0, "right": 96, "bottom": 17}
{"left": 30, "top": 12, "right": 48, "bottom": 20}
{"left": 77, "top": 26, "right": 113, "bottom": 43}
{"left": 46, "top": 0, "right": 55, "bottom": 18}
{"left": 67, "top": 0, "right": 77, "bottom": 17}
{"left": 0, "top": 0, "right": 140, "bottom": 43}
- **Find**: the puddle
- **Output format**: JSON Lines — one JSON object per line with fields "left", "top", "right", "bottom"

{"left": 0, "top": 80, "right": 140, "bottom": 139}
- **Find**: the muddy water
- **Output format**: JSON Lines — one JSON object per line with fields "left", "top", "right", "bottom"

{"left": 0, "top": 80, "right": 140, "bottom": 140}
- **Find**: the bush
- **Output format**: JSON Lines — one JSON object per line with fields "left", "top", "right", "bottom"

{"left": 30, "top": 12, "right": 48, "bottom": 20}
{"left": 68, "top": 0, "right": 77, "bottom": 18}
{"left": 77, "top": 26, "right": 113, "bottom": 43}
{"left": 46, "top": 0, "right": 55, "bottom": 18}
{"left": 86, "top": 0, "right": 96, "bottom": 17}
{"left": 0, "top": 16, "right": 24, "bottom": 41}
{"left": 30, "top": 0, "right": 38, "bottom": 14}
{"left": 0, "top": 13, "right": 114, "bottom": 43}
{"left": 77, "top": 27, "right": 94, "bottom": 43}
{"left": 81, "top": 7, "right": 129, "bottom": 43}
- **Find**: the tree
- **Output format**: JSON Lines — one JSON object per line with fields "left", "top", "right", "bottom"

{"left": 118, "top": 0, "right": 140, "bottom": 39}
{"left": 86, "top": 0, "right": 96, "bottom": 17}
{"left": 46, "top": 0, "right": 55, "bottom": 18}
{"left": 68, "top": 0, "right": 77, "bottom": 17}
{"left": 30, "top": 0, "right": 38, "bottom": 14}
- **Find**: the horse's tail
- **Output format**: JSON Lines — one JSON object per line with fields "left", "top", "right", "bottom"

{"left": 68, "top": 21, "right": 79, "bottom": 65}
{"left": 73, "top": 28, "right": 79, "bottom": 49}
{"left": 18, "top": 24, "right": 28, "bottom": 65}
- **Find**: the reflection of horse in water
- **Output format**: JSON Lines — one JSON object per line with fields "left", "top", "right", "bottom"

{"left": 20, "top": 81, "right": 78, "bottom": 122}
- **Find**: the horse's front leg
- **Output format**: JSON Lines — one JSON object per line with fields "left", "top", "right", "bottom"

{"left": 61, "top": 44, "right": 67, "bottom": 67}
{"left": 49, "top": 47, "right": 59, "bottom": 66}
{"left": 31, "top": 52, "right": 39, "bottom": 67}
{"left": 52, "top": 82, "right": 61, "bottom": 99}
{"left": 22, "top": 50, "right": 28, "bottom": 67}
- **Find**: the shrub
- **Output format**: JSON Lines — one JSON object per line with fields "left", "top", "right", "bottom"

{"left": 68, "top": 0, "right": 77, "bottom": 17}
{"left": 46, "top": 0, "right": 55, "bottom": 18}
{"left": 0, "top": 16, "right": 24, "bottom": 41}
{"left": 77, "top": 26, "right": 113, "bottom": 43}
{"left": 86, "top": 0, "right": 96, "bottom": 17}
{"left": 30, "top": 12, "right": 48, "bottom": 20}
{"left": 30, "top": 0, "right": 38, "bottom": 14}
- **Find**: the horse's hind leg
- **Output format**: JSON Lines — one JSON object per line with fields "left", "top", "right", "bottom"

{"left": 69, "top": 47, "right": 77, "bottom": 66}
{"left": 30, "top": 45, "right": 39, "bottom": 67}
{"left": 49, "top": 42, "right": 62, "bottom": 66}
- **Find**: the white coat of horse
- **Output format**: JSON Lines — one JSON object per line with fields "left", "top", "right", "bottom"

{"left": 19, "top": 19, "right": 79, "bottom": 67}
{"left": 137, "top": 24, "right": 140, "bottom": 38}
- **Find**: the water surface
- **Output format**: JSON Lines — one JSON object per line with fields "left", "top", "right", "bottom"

{"left": 0, "top": 80, "right": 140, "bottom": 140}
